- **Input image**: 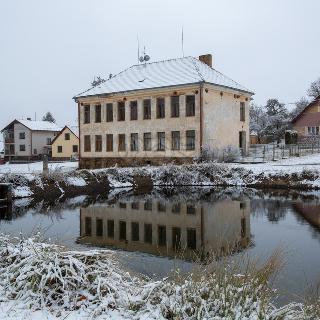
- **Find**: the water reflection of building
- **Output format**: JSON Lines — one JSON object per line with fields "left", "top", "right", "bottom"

{"left": 0, "top": 204, "right": 12, "bottom": 221}
{"left": 79, "top": 198, "right": 251, "bottom": 261}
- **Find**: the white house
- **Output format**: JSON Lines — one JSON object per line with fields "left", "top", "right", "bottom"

{"left": 1, "top": 119, "right": 61, "bottom": 161}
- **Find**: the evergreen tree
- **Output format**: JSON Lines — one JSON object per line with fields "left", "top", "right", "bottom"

{"left": 42, "top": 112, "right": 56, "bottom": 123}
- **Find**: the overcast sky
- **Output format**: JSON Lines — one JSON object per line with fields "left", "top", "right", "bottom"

{"left": 1, "top": 0, "right": 319, "bottom": 136}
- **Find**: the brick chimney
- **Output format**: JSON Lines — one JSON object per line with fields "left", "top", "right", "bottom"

{"left": 199, "top": 54, "right": 212, "bottom": 67}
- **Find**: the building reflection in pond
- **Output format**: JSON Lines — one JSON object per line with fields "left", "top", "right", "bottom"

{"left": 79, "top": 198, "right": 251, "bottom": 261}
{"left": 0, "top": 203, "right": 12, "bottom": 221}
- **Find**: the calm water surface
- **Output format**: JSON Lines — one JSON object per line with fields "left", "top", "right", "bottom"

{"left": 1, "top": 188, "right": 320, "bottom": 304}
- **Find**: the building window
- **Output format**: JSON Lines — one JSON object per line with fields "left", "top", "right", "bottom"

{"left": 156, "top": 98, "right": 165, "bottom": 118}
{"left": 240, "top": 102, "right": 245, "bottom": 121}
{"left": 119, "top": 221, "right": 126, "bottom": 241}
{"left": 171, "top": 131, "right": 180, "bottom": 150}
{"left": 131, "top": 202, "right": 139, "bottom": 210}
{"left": 73, "top": 145, "right": 78, "bottom": 153}
{"left": 131, "top": 222, "right": 139, "bottom": 241}
{"left": 144, "top": 200, "right": 152, "bottom": 211}
{"left": 84, "top": 105, "right": 90, "bottom": 124}
{"left": 143, "top": 132, "right": 152, "bottom": 151}
{"left": 33, "top": 148, "right": 37, "bottom": 155}
{"left": 186, "top": 95, "right": 195, "bottom": 117}
{"left": 47, "top": 137, "right": 52, "bottom": 145}
{"left": 157, "top": 132, "right": 165, "bottom": 151}
{"left": 241, "top": 217, "right": 246, "bottom": 238}
{"left": 95, "top": 104, "right": 102, "bottom": 123}
{"left": 131, "top": 133, "right": 138, "bottom": 151}
{"left": 107, "top": 220, "right": 114, "bottom": 238}
{"left": 65, "top": 133, "right": 70, "bottom": 140}
{"left": 187, "top": 228, "right": 196, "bottom": 250}
{"left": 186, "top": 130, "right": 195, "bottom": 150}
{"left": 308, "top": 126, "right": 319, "bottom": 135}
{"left": 172, "top": 227, "right": 181, "bottom": 250}
{"left": 118, "top": 101, "right": 125, "bottom": 121}
{"left": 106, "top": 103, "right": 113, "bottom": 122}
{"left": 106, "top": 134, "right": 113, "bottom": 152}
{"left": 158, "top": 202, "right": 166, "bottom": 212}
{"left": 19, "top": 132, "right": 25, "bottom": 139}
{"left": 172, "top": 203, "right": 181, "bottom": 214}
{"left": 130, "top": 101, "right": 138, "bottom": 120}
{"left": 118, "top": 134, "right": 126, "bottom": 151}
{"left": 239, "top": 131, "right": 246, "bottom": 148}
{"left": 187, "top": 204, "right": 196, "bottom": 215}
{"left": 144, "top": 224, "right": 152, "bottom": 244}
{"left": 171, "top": 96, "right": 180, "bottom": 117}
{"left": 84, "top": 135, "right": 91, "bottom": 152}
{"left": 143, "top": 99, "right": 151, "bottom": 119}
{"left": 19, "top": 145, "right": 26, "bottom": 152}
{"left": 85, "top": 217, "right": 92, "bottom": 236}
{"left": 95, "top": 135, "right": 102, "bottom": 152}
{"left": 96, "top": 218, "right": 103, "bottom": 237}
{"left": 158, "top": 225, "right": 166, "bottom": 246}
{"left": 57, "top": 146, "right": 63, "bottom": 153}
{"left": 119, "top": 202, "right": 126, "bottom": 209}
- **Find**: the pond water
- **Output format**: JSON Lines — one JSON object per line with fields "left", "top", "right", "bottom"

{"left": 1, "top": 187, "right": 320, "bottom": 305}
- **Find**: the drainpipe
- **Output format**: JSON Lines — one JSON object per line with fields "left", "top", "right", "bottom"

{"left": 78, "top": 101, "right": 81, "bottom": 167}
{"left": 199, "top": 82, "right": 204, "bottom": 153}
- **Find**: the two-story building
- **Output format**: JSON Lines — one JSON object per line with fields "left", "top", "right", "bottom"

{"left": 74, "top": 54, "right": 254, "bottom": 169}
{"left": 1, "top": 119, "right": 61, "bottom": 161}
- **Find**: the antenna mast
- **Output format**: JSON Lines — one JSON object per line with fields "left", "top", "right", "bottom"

{"left": 181, "top": 27, "right": 185, "bottom": 57}
{"left": 137, "top": 35, "right": 140, "bottom": 64}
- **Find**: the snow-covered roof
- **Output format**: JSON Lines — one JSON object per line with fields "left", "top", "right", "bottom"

{"left": 74, "top": 56, "right": 253, "bottom": 99}
{"left": 18, "top": 119, "right": 61, "bottom": 132}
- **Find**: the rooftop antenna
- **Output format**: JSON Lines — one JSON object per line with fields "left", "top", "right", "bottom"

{"left": 139, "top": 46, "right": 150, "bottom": 64}
{"left": 137, "top": 35, "right": 140, "bottom": 64}
{"left": 181, "top": 27, "right": 185, "bottom": 57}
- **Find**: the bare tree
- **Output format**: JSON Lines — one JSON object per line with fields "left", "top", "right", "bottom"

{"left": 307, "top": 78, "right": 320, "bottom": 100}
{"left": 290, "top": 96, "right": 309, "bottom": 119}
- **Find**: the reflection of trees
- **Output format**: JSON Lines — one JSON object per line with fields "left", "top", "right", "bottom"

{"left": 250, "top": 199, "right": 290, "bottom": 223}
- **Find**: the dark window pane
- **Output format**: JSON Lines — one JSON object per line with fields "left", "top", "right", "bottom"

{"left": 241, "top": 217, "right": 246, "bottom": 238}
{"left": 84, "top": 135, "right": 91, "bottom": 152}
{"left": 171, "top": 96, "right": 180, "bottom": 117}
{"left": 95, "top": 135, "right": 102, "bottom": 152}
{"left": 240, "top": 102, "right": 245, "bottom": 121}
{"left": 186, "top": 95, "right": 195, "bottom": 117}
{"left": 187, "top": 204, "right": 196, "bottom": 215}
{"left": 131, "top": 133, "right": 138, "bottom": 151}
{"left": 171, "top": 131, "right": 180, "bottom": 150}
{"left": 172, "top": 227, "right": 181, "bottom": 250}
{"left": 130, "top": 101, "right": 138, "bottom": 120}
{"left": 84, "top": 105, "right": 90, "bottom": 124}
{"left": 143, "top": 99, "right": 151, "bottom": 119}
{"left": 158, "top": 202, "right": 166, "bottom": 212}
{"left": 107, "top": 220, "right": 114, "bottom": 238}
{"left": 106, "top": 134, "right": 113, "bottom": 152}
{"left": 106, "top": 103, "right": 113, "bottom": 122}
{"left": 119, "top": 221, "right": 126, "bottom": 241}
{"left": 157, "top": 132, "right": 165, "bottom": 151}
{"left": 131, "top": 202, "right": 139, "bottom": 210}
{"left": 144, "top": 201, "right": 152, "bottom": 211}
{"left": 118, "top": 134, "right": 126, "bottom": 151}
{"left": 19, "top": 145, "right": 25, "bottom": 151}
{"left": 158, "top": 225, "right": 166, "bottom": 246}
{"left": 156, "top": 98, "right": 165, "bottom": 118}
{"left": 95, "top": 104, "right": 101, "bottom": 123}
{"left": 186, "top": 130, "right": 195, "bottom": 150}
{"left": 57, "top": 146, "right": 62, "bottom": 153}
{"left": 144, "top": 223, "right": 152, "bottom": 244}
{"left": 118, "top": 101, "right": 125, "bottom": 121}
{"left": 119, "top": 202, "right": 127, "bottom": 209}
{"left": 144, "top": 132, "right": 152, "bottom": 151}
{"left": 131, "top": 222, "right": 139, "bottom": 241}
{"left": 172, "top": 203, "right": 181, "bottom": 214}
{"left": 96, "top": 218, "right": 103, "bottom": 237}
{"left": 187, "top": 228, "right": 196, "bottom": 250}
{"left": 85, "top": 217, "right": 92, "bottom": 236}
{"left": 73, "top": 145, "right": 78, "bottom": 153}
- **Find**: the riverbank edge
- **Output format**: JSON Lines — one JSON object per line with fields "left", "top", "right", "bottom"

{"left": 1, "top": 162, "right": 320, "bottom": 200}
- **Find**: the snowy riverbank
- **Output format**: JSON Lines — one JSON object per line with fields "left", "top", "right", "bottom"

{"left": 1, "top": 234, "right": 319, "bottom": 320}
{"left": 1, "top": 154, "right": 320, "bottom": 199}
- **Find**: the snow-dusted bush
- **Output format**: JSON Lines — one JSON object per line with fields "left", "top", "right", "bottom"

{"left": 1, "top": 234, "right": 318, "bottom": 319}
{"left": 223, "top": 145, "right": 241, "bottom": 163}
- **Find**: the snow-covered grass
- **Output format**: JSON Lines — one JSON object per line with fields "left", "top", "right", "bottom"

{"left": 0, "top": 234, "right": 319, "bottom": 319}
{"left": 0, "top": 161, "right": 78, "bottom": 175}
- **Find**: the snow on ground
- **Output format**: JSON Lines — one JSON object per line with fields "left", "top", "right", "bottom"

{"left": 232, "top": 153, "right": 320, "bottom": 174}
{"left": 66, "top": 176, "right": 87, "bottom": 187}
{"left": 0, "top": 161, "right": 78, "bottom": 175}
